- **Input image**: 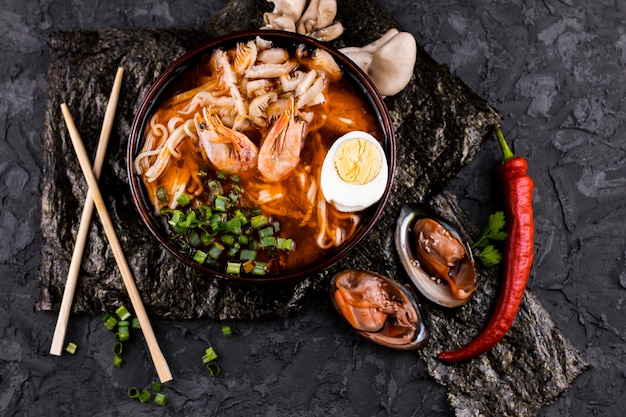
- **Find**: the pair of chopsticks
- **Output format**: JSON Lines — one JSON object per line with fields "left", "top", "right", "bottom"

{"left": 49, "top": 67, "right": 173, "bottom": 383}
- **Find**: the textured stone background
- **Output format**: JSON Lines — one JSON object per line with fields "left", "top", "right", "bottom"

{"left": 1, "top": 0, "right": 625, "bottom": 416}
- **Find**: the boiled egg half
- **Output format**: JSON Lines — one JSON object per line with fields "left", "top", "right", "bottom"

{"left": 320, "top": 131, "right": 389, "bottom": 212}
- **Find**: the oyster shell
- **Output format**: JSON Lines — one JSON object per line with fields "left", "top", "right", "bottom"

{"left": 330, "top": 269, "right": 428, "bottom": 350}
{"left": 395, "top": 204, "right": 477, "bottom": 308}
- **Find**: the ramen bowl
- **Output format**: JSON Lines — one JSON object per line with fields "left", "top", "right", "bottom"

{"left": 127, "top": 30, "right": 396, "bottom": 283}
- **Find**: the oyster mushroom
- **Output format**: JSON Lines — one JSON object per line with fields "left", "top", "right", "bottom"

{"left": 339, "top": 29, "right": 417, "bottom": 97}
{"left": 395, "top": 204, "right": 478, "bottom": 308}
{"left": 331, "top": 269, "right": 428, "bottom": 350}
{"left": 261, "top": 0, "right": 344, "bottom": 42}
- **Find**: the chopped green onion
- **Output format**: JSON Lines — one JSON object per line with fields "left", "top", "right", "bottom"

{"left": 103, "top": 315, "right": 118, "bottom": 331}
{"left": 221, "top": 234, "right": 235, "bottom": 246}
{"left": 154, "top": 392, "right": 167, "bottom": 406}
{"left": 214, "top": 195, "right": 229, "bottom": 212}
{"left": 193, "top": 249, "right": 208, "bottom": 265}
{"left": 227, "top": 244, "right": 240, "bottom": 257}
{"left": 112, "top": 342, "right": 123, "bottom": 355}
{"left": 151, "top": 381, "right": 162, "bottom": 392}
{"left": 240, "top": 249, "right": 257, "bottom": 261}
{"left": 238, "top": 234, "right": 249, "bottom": 245}
{"left": 65, "top": 342, "right": 77, "bottom": 354}
{"left": 273, "top": 221, "right": 281, "bottom": 232}
{"left": 113, "top": 354, "right": 123, "bottom": 368}
{"left": 260, "top": 235, "right": 277, "bottom": 248}
{"left": 205, "top": 362, "right": 221, "bottom": 376}
{"left": 203, "top": 347, "right": 218, "bottom": 363}
{"left": 230, "top": 174, "right": 240, "bottom": 182}
{"left": 277, "top": 237, "right": 294, "bottom": 251}
{"left": 127, "top": 387, "right": 140, "bottom": 399}
{"left": 198, "top": 204, "right": 212, "bottom": 219}
{"left": 208, "top": 242, "right": 225, "bottom": 259}
{"left": 138, "top": 389, "right": 151, "bottom": 403}
{"left": 226, "top": 262, "right": 241, "bottom": 275}
{"left": 156, "top": 186, "right": 168, "bottom": 203}
{"left": 131, "top": 318, "right": 141, "bottom": 329}
{"left": 252, "top": 261, "right": 267, "bottom": 275}
{"left": 224, "top": 218, "right": 242, "bottom": 234}
{"left": 250, "top": 214, "right": 269, "bottom": 228}
{"left": 217, "top": 170, "right": 227, "bottom": 180}
{"left": 258, "top": 226, "right": 274, "bottom": 238}
{"left": 188, "top": 231, "right": 202, "bottom": 247}
{"left": 242, "top": 260, "right": 255, "bottom": 273}
{"left": 176, "top": 192, "right": 191, "bottom": 207}
{"left": 222, "top": 325, "right": 232, "bottom": 338}
{"left": 117, "top": 325, "right": 130, "bottom": 342}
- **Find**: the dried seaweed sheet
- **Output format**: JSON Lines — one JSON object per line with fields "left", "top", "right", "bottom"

{"left": 37, "top": 1, "right": 588, "bottom": 415}
{"left": 38, "top": 0, "right": 499, "bottom": 319}
{"left": 418, "top": 193, "right": 588, "bottom": 417}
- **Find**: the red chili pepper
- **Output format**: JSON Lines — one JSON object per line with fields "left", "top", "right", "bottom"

{"left": 437, "top": 125, "right": 534, "bottom": 363}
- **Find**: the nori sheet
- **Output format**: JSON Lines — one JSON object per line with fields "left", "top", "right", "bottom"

{"left": 38, "top": 0, "right": 499, "bottom": 319}
{"left": 37, "top": 1, "right": 588, "bottom": 415}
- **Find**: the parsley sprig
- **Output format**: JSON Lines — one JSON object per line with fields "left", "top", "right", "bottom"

{"left": 471, "top": 211, "right": 507, "bottom": 268}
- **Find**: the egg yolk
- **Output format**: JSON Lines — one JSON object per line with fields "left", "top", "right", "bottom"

{"left": 333, "top": 138, "right": 382, "bottom": 185}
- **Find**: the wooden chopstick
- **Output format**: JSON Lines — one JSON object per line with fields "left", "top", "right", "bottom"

{"left": 50, "top": 67, "right": 124, "bottom": 357}
{"left": 59, "top": 104, "right": 173, "bottom": 383}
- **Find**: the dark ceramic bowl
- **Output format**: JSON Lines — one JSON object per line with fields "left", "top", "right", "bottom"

{"left": 127, "top": 30, "right": 396, "bottom": 283}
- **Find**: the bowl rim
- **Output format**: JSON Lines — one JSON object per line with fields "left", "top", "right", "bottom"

{"left": 127, "top": 29, "right": 397, "bottom": 284}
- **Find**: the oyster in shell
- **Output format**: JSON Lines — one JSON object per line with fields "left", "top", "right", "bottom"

{"left": 395, "top": 204, "right": 477, "bottom": 308}
{"left": 330, "top": 269, "right": 428, "bottom": 350}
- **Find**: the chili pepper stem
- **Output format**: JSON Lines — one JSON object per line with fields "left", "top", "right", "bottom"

{"left": 494, "top": 125, "right": 515, "bottom": 162}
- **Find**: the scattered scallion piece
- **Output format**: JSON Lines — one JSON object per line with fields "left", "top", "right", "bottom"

{"left": 205, "top": 362, "right": 221, "bottom": 376}
{"left": 202, "top": 347, "right": 218, "bottom": 363}
{"left": 103, "top": 315, "right": 118, "bottom": 331}
{"left": 131, "top": 317, "right": 141, "bottom": 329}
{"left": 65, "top": 342, "right": 77, "bottom": 355}
{"left": 138, "top": 389, "right": 151, "bottom": 404}
{"left": 154, "top": 392, "right": 167, "bottom": 406}
{"left": 127, "top": 387, "right": 140, "bottom": 399}
{"left": 222, "top": 325, "right": 232, "bottom": 338}
{"left": 113, "top": 354, "right": 123, "bottom": 368}
{"left": 151, "top": 381, "right": 162, "bottom": 392}
{"left": 112, "top": 342, "right": 123, "bottom": 355}
{"left": 117, "top": 325, "right": 130, "bottom": 342}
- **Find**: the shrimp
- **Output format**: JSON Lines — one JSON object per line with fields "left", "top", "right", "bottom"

{"left": 194, "top": 108, "right": 259, "bottom": 173}
{"left": 258, "top": 96, "right": 307, "bottom": 182}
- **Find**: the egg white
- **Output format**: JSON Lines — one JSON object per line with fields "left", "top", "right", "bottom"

{"left": 320, "top": 131, "right": 389, "bottom": 212}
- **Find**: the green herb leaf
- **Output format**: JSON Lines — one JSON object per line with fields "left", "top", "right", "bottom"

{"left": 472, "top": 211, "right": 507, "bottom": 267}
{"left": 474, "top": 244, "right": 503, "bottom": 268}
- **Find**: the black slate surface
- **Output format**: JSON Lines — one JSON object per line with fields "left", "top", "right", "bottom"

{"left": 2, "top": 0, "right": 625, "bottom": 416}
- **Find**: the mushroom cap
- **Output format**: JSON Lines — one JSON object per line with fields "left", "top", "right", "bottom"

{"left": 340, "top": 29, "right": 417, "bottom": 97}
